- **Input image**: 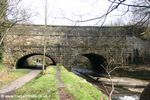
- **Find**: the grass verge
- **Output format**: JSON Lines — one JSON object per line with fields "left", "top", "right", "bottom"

{"left": 0, "top": 64, "right": 30, "bottom": 89}
{"left": 0, "top": 64, "right": 6, "bottom": 71}
{"left": 14, "top": 66, "right": 59, "bottom": 100}
{"left": 60, "top": 66, "right": 107, "bottom": 100}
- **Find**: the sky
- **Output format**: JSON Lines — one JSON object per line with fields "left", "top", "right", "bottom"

{"left": 17, "top": 0, "right": 133, "bottom": 26}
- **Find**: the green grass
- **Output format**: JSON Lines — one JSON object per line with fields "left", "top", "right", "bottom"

{"left": 0, "top": 64, "right": 6, "bottom": 71}
{"left": 0, "top": 64, "right": 30, "bottom": 89}
{"left": 60, "top": 66, "right": 107, "bottom": 100}
{"left": 13, "top": 66, "right": 107, "bottom": 100}
{"left": 14, "top": 66, "right": 59, "bottom": 100}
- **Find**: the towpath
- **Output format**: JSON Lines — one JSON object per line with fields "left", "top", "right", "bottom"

{"left": 56, "top": 66, "right": 74, "bottom": 100}
{"left": 0, "top": 70, "right": 41, "bottom": 94}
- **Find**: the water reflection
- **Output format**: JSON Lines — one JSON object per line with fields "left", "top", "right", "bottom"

{"left": 112, "top": 95, "right": 139, "bottom": 100}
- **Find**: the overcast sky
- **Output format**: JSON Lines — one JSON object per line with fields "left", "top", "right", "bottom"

{"left": 18, "top": 0, "right": 133, "bottom": 26}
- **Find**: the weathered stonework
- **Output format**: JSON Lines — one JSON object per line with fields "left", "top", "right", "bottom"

{"left": 3, "top": 24, "right": 150, "bottom": 68}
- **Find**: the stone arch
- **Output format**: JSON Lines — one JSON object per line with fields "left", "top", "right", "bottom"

{"left": 82, "top": 53, "right": 107, "bottom": 74}
{"left": 16, "top": 53, "right": 56, "bottom": 69}
{"left": 71, "top": 53, "right": 107, "bottom": 74}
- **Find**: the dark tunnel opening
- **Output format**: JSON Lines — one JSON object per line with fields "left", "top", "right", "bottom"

{"left": 16, "top": 53, "right": 56, "bottom": 69}
{"left": 83, "top": 53, "right": 107, "bottom": 74}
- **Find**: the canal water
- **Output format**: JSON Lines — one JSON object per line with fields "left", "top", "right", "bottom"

{"left": 71, "top": 67, "right": 141, "bottom": 100}
{"left": 112, "top": 95, "right": 139, "bottom": 100}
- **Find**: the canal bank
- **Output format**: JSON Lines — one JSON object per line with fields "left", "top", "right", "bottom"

{"left": 71, "top": 65, "right": 150, "bottom": 100}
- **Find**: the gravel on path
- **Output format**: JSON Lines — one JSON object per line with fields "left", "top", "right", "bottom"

{"left": 0, "top": 70, "right": 41, "bottom": 94}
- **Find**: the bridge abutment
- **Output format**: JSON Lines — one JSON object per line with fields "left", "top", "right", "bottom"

{"left": 3, "top": 24, "right": 150, "bottom": 69}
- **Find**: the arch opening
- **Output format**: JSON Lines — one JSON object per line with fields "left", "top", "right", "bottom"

{"left": 71, "top": 53, "right": 107, "bottom": 77}
{"left": 82, "top": 53, "right": 107, "bottom": 74}
{"left": 16, "top": 53, "right": 56, "bottom": 69}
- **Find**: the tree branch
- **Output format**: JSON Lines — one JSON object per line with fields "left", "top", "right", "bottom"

{"left": 108, "top": 0, "right": 150, "bottom": 8}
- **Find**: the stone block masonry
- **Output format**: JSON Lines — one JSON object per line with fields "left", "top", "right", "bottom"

{"left": 3, "top": 24, "right": 150, "bottom": 68}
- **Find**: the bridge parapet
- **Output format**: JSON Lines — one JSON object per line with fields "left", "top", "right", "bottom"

{"left": 3, "top": 24, "right": 150, "bottom": 68}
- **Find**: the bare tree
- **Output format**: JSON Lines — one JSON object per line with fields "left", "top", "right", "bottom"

{"left": 0, "top": 0, "right": 31, "bottom": 69}
{"left": 0, "top": 0, "right": 31, "bottom": 45}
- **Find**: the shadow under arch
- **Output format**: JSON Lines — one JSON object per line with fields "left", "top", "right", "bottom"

{"left": 16, "top": 53, "right": 56, "bottom": 69}
{"left": 82, "top": 53, "right": 107, "bottom": 74}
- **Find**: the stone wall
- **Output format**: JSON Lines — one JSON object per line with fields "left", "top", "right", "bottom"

{"left": 126, "top": 36, "right": 150, "bottom": 64}
{"left": 3, "top": 24, "right": 150, "bottom": 67}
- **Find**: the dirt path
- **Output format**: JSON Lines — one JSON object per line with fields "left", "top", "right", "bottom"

{"left": 0, "top": 70, "right": 41, "bottom": 94}
{"left": 56, "top": 66, "right": 74, "bottom": 100}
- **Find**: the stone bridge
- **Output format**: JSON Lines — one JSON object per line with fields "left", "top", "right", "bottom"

{"left": 3, "top": 24, "right": 150, "bottom": 69}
